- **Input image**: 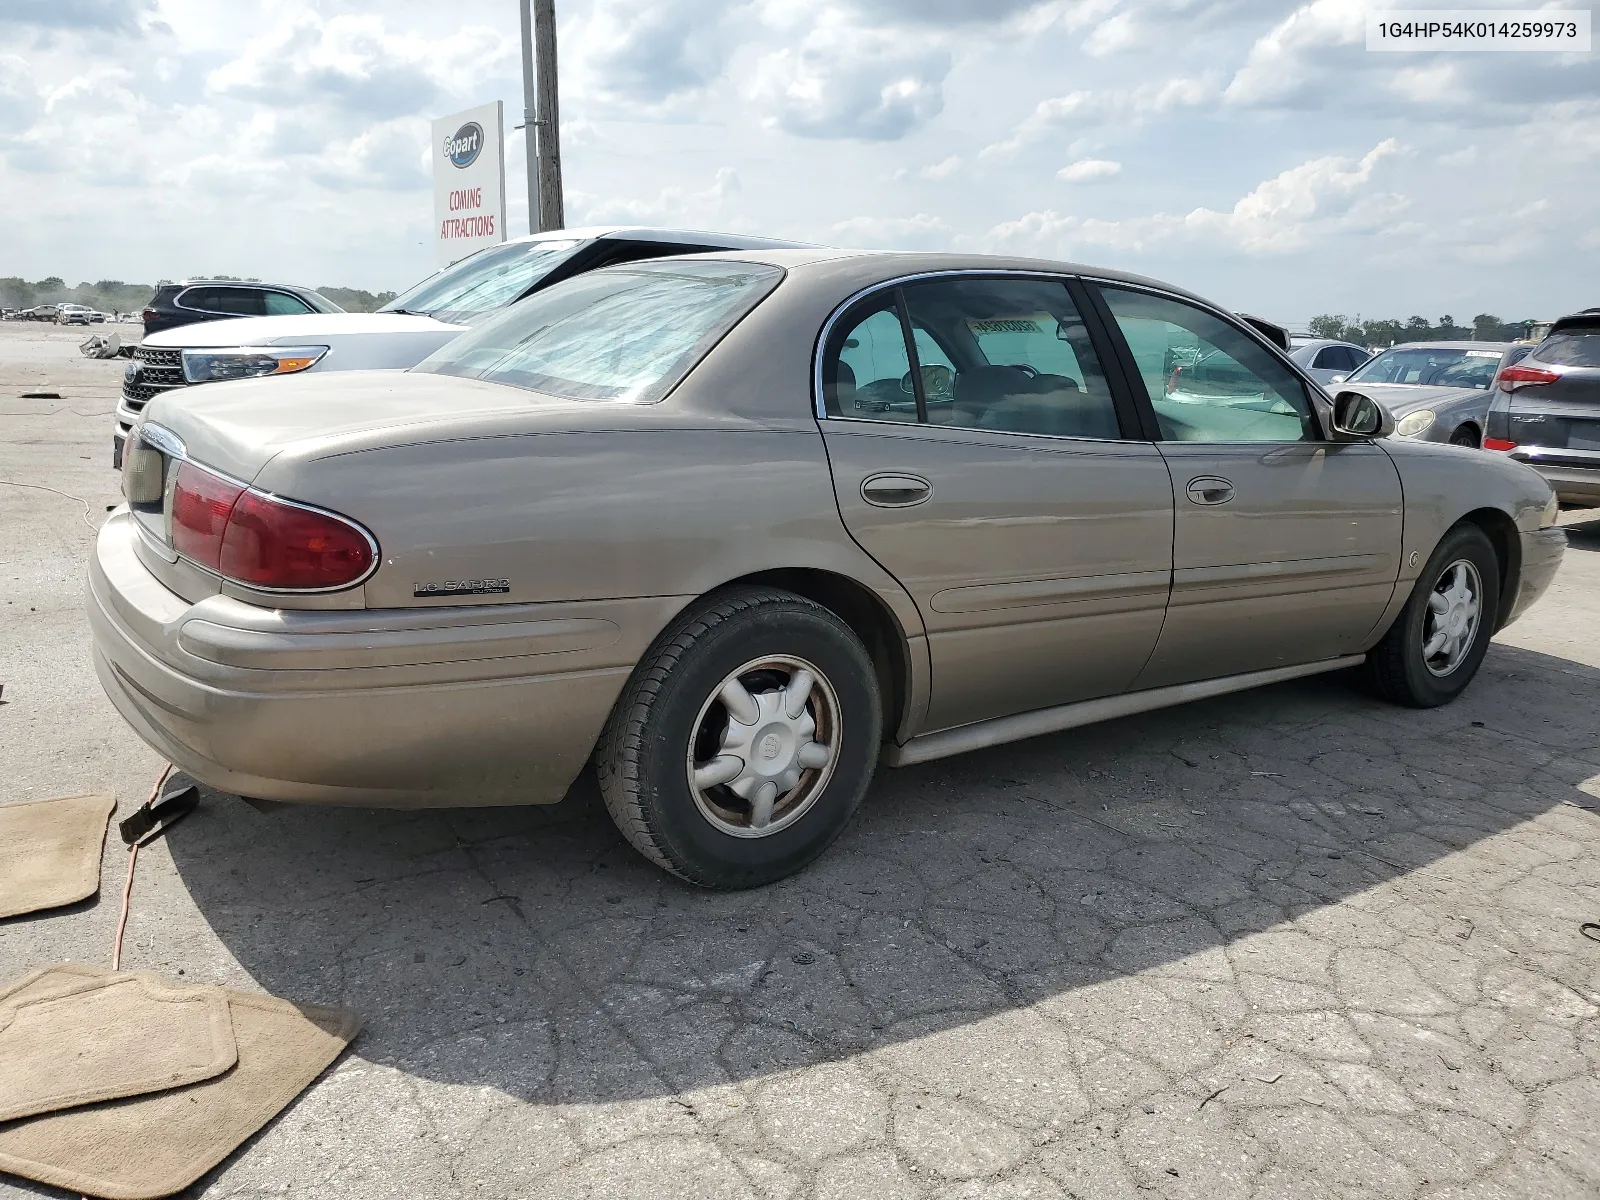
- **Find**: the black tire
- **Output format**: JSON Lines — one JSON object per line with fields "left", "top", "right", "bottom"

{"left": 595, "top": 587, "right": 881, "bottom": 888}
{"left": 1365, "top": 523, "right": 1500, "bottom": 707}
{"left": 1449, "top": 425, "right": 1480, "bottom": 448}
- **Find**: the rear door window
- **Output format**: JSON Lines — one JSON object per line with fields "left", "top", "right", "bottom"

{"left": 182, "top": 287, "right": 264, "bottom": 316}
{"left": 899, "top": 277, "right": 1122, "bottom": 439}
{"left": 263, "top": 291, "right": 314, "bottom": 316}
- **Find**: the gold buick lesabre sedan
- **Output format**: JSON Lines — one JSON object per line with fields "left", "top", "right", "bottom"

{"left": 95, "top": 250, "right": 1566, "bottom": 887}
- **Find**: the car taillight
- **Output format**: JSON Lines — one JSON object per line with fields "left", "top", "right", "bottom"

{"left": 141, "top": 307, "right": 156, "bottom": 322}
{"left": 170, "top": 461, "right": 375, "bottom": 590}
{"left": 171, "top": 462, "right": 244, "bottom": 571}
{"left": 1483, "top": 437, "right": 1518, "bottom": 451}
{"left": 1497, "top": 364, "right": 1561, "bottom": 393}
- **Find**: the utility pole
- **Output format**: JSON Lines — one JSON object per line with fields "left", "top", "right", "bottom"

{"left": 518, "top": 0, "right": 541, "bottom": 234}
{"left": 533, "top": 0, "right": 564, "bottom": 230}
{"left": 519, "top": 0, "right": 564, "bottom": 232}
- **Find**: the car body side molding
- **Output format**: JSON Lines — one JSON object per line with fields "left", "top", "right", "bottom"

{"left": 884, "top": 653, "right": 1367, "bottom": 766}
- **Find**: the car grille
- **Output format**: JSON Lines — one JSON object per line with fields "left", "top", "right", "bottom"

{"left": 121, "top": 346, "right": 189, "bottom": 414}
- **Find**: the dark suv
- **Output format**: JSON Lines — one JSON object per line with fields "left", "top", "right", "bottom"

{"left": 140, "top": 281, "right": 342, "bottom": 335}
{"left": 1487, "top": 307, "right": 1600, "bottom": 504}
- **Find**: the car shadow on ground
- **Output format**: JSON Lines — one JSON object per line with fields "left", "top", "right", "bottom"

{"left": 163, "top": 640, "right": 1600, "bottom": 1110}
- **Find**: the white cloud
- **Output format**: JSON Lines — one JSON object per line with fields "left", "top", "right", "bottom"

{"left": 1057, "top": 157, "right": 1121, "bottom": 182}
{"left": 987, "top": 138, "right": 1404, "bottom": 256}
{"left": 1223, "top": 0, "right": 1365, "bottom": 107}
{"left": 896, "top": 154, "right": 962, "bottom": 181}
{"left": 1082, "top": 11, "right": 1141, "bottom": 55}
{"left": 749, "top": 11, "right": 951, "bottom": 140}
{"left": 572, "top": 166, "right": 745, "bottom": 227}
{"left": 831, "top": 212, "right": 951, "bottom": 249}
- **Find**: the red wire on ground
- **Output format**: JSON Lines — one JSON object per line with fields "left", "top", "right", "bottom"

{"left": 111, "top": 763, "right": 171, "bottom": 972}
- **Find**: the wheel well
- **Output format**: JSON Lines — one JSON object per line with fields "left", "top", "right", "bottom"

{"left": 729, "top": 568, "right": 910, "bottom": 739}
{"left": 1459, "top": 507, "right": 1520, "bottom": 628}
{"left": 1455, "top": 421, "right": 1481, "bottom": 441}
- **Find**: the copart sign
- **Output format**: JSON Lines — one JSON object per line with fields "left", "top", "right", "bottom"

{"left": 432, "top": 101, "right": 506, "bottom": 266}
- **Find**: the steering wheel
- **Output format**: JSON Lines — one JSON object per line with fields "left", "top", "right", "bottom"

{"left": 1009, "top": 363, "right": 1038, "bottom": 378}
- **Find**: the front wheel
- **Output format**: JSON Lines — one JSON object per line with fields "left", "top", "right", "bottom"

{"left": 1364, "top": 523, "right": 1500, "bottom": 707}
{"left": 1449, "top": 425, "right": 1480, "bottom": 448}
{"left": 595, "top": 588, "right": 881, "bottom": 888}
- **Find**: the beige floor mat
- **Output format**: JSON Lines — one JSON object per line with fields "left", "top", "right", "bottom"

{"left": 0, "top": 968, "right": 237, "bottom": 1122}
{"left": 0, "top": 793, "right": 116, "bottom": 918}
{"left": 0, "top": 965, "right": 361, "bottom": 1200}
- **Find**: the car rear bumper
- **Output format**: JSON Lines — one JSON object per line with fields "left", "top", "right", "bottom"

{"left": 1508, "top": 447, "right": 1600, "bottom": 505}
{"left": 88, "top": 511, "right": 675, "bottom": 808}
{"left": 1504, "top": 525, "right": 1566, "bottom": 627}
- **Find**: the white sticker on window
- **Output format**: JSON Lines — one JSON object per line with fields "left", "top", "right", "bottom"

{"left": 967, "top": 317, "right": 1044, "bottom": 336}
{"left": 1465, "top": 350, "right": 1501, "bottom": 357}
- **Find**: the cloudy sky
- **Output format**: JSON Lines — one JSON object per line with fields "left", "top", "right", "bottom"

{"left": 3, "top": 0, "right": 1595, "bottom": 324}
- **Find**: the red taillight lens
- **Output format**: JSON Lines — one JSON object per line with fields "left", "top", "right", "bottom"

{"left": 170, "top": 461, "right": 374, "bottom": 590}
{"left": 1483, "top": 437, "right": 1518, "bottom": 451}
{"left": 219, "top": 491, "right": 375, "bottom": 590}
{"left": 141, "top": 307, "right": 156, "bottom": 322}
{"left": 171, "top": 462, "right": 244, "bottom": 570}
{"left": 1497, "top": 364, "right": 1561, "bottom": 392}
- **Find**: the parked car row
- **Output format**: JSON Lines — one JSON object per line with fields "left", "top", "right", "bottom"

{"left": 2, "top": 304, "right": 110, "bottom": 323}
{"left": 95, "top": 233, "right": 1568, "bottom": 887}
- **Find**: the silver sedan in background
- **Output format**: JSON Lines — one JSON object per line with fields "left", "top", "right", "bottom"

{"left": 1288, "top": 337, "right": 1371, "bottom": 385}
{"left": 1331, "top": 341, "right": 1533, "bottom": 447}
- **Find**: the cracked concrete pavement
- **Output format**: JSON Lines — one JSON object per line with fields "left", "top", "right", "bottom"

{"left": 2, "top": 320, "right": 1599, "bottom": 1199}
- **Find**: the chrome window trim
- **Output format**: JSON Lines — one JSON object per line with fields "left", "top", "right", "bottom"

{"left": 811, "top": 267, "right": 1334, "bottom": 442}
{"left": 134, "top": 422, "right": 381, "bottom": 595}
{"left": 811, "top": 268, "right": 1148, "bottom": 445}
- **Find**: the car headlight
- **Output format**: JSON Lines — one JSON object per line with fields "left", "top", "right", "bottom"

{"left": 1542, "top": 493, "right": 1560, "bottom": 528}
{"left": 1394, "top": 409, "right": 1436, "bottom": 438}
{"left": 181, "top": 346, "right": 328, "bottom": 383}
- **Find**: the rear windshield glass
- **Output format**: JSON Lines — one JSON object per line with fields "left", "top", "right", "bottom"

{"left": 383, "top": 239, "right": 583, "bottom": 325}
{"left": 1346, "top": 346, "right": 1504, "bottom": 389}
{"left": 1530, "top": 331, "right": 1600, "bottom": 368}
{"left": 412, "top": 260, "right": 783, "bottom": 403}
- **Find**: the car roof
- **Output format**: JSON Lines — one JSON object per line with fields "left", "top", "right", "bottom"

{"left": 1378, "top": 341, "right": 1514, "bottom": 352}
{"left": 173, "top": 279, "right": 330, "bottom": 299}
{"left": 652, "top": 248, "right": 1237, "bottom": 307}
{"left": 1550, "top": 307, "right": 1600, "bottom": 334}
{"left": 499, "top": 226, "right": 815, "bottom": 251}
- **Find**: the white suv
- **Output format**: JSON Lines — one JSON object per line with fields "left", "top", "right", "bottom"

{"left": 114, "top": 227, "right": 808, "bottom": 466}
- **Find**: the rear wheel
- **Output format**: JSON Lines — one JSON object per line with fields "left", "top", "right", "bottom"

{"left": 1449, "top": 425, "right": 1480, "bottom": 448}
{"left": 1364, "top": 523, "right": 1500, "bottom": 707}
{"left": 595, "top": 588, "right": 881, "bottom": 888}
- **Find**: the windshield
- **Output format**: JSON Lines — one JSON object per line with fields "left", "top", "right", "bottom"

{"left": 382, "top": 239, "right": 583, "bottom": 325}
{"left": 413, "top": 260, "right": 783, "bottom": 404}
{"left": 304, "top": 290, "right": 343, "bottom": 314}
{"left": 1347, "top": 346, "right": 1504, "bottom": 390}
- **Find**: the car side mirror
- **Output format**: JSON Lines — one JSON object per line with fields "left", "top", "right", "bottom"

{"left": 1331, "top": 390, "right": 1394, "bottom": 439}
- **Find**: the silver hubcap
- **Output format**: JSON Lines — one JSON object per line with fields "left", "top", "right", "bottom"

{"left": 1422, "top": 559, "right": 1482, "bottom": 677}
{"left": 687, "top": 655, "right": 840, "bottom": 839}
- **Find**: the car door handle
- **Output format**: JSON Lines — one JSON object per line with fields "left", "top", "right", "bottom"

{"left": 1185, "top": 476, "right": 1234, "bottom": 505}
{"left": 861, "top": 473, "right": 932, "bottom": 508}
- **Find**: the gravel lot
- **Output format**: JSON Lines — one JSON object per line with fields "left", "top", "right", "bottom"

{"left": 3, "top": 318, "right": 1599, "bottom": 1200}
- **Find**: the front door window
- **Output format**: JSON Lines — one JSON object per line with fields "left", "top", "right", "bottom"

{"left": 1100, "top": 288, "right": 1319, "bottom": 443}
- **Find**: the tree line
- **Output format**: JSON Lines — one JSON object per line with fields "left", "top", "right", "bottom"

{"left": 0, "top": 277, "right": 398, "bottom": 315}
{"left": 1307, "top": 313, "right": 1534, "bottom": 347}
